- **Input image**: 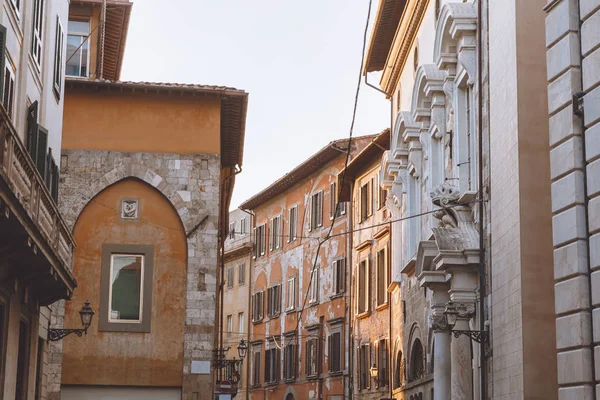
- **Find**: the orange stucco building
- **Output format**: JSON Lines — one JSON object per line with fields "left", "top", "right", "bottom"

{"left": 47, "top": 1, "right": 248, "bottom": 400}
{"left": 239, "top": 136, "right": 373, "bottom": 400}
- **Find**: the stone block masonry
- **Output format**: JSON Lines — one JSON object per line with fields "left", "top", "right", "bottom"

{"left": 48, "top": 149, "right": 221, "bottom": 400}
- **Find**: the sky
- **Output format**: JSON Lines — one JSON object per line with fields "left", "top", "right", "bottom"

{"left": 120, "top": 0, "right": 390, "bottom": 209}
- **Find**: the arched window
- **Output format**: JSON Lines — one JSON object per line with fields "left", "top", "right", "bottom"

{"left": 409, "top": 339, "right": 425, "bottom": 381}
{"left": 394, "top": 350, "right": 404, "bottom": 388}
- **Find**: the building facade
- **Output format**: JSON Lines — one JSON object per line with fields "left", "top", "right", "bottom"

{"left": 338, "top": 130, "right": 394, "bottom": 399}
{"left": 47, "top": 2, "right": 249, "bottom": 400}
{"left": 222, "top": 208, "right": 253, "bottom": 398}
{"left": 365, "top": 0, "right": 557, "bottom": 399}
{"left": 240, "top": 136, "right": 372, "bottom": 400}
{"left": 543, "top": 0, "right": 600, "bottom": 398}
{"left": 0, "top": 0, "right": 73, "bottom": 398}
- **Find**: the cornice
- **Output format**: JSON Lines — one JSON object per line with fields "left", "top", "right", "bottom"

{"left": 380, "top": 0, "right": 431, "bottom": 95}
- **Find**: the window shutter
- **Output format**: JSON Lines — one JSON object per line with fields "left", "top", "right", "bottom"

{"left": 318, "top": 191, "right": 323, "bottom": 227}
{"left": 26, "top": 101, "right": 39, "bottom": 160}
{"left": 332, "top": 261, "right": 338, "bottom": 295}
{"left": 0, "top": 24, "right": 6, "bottom": 102}
{"left": 36, "top": 125, "right": 48, "bottom": 178}
{"left": 51, "top": 159, "right": 59, "bottom": 202}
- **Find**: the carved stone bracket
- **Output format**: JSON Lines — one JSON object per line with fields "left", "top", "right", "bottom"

{"left": 430, "top": 314, "right": 449, "bottom": 332}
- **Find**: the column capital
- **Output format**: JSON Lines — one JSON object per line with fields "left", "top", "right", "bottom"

{"left": 445, "top": 300, "right": 475, "bottom": 321}
{"left": 430, "top": 314, "right": 450, "bottom": 332}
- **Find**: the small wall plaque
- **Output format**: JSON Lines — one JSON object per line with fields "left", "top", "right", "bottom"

{"left": 121, "top": 199, "right": 139, "bottom": 220}
{"left": 191, "top": 360, "right": 211, "bottom": 375}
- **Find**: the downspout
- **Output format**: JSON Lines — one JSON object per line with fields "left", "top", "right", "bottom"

{"left": 389, "top": 219, "right": 393, "bottom": 400}
{"left": 477, "top": 1, "right": 487, "bottom": 399}
{"left": 348, "top": 181, "right": 354, "bottom": 400}
{"left": 240, "top": 207, "right": 255, "bottom": 400}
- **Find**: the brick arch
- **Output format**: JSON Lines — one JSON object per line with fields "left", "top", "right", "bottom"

{"left": 69, "top": 162, "right": 195, "bottom": 232}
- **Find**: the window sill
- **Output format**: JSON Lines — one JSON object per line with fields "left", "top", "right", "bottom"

{"left": 330, "top": 293, "right": 344, "bottom": 300}
{"left": 308, "top": 301, "right": 319, "bottom": 308}
{"left": 285, "top": 308, "right": 297, "bottom": 314}
{"left": 376, "top": 302, "right": 389, "bottom": 312}
{"left": 328, "top": 370, "right": 343, "bottom": 377}
{"left": 356, "top": 311, "right": 371, "bottom": 320}
{"left": 267, "top": 314, "right": 281, "bottom": 320}
{"left": 252, "top": 319, "right": 264, "bottom": 325}
{"left": 264, "top": 381, "right": 278, "bottom": 387}
{"left": 284, "top": 378, "right": 296, "bottom": 384}
{"left": 306, "top": 374, "right": 319, "bottom": 381}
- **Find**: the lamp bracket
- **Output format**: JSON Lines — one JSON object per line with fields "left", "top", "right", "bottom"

{"left": 47, "top": 328, "right": 87, "bottom": 342}
{"left": 451, "top": 329, "right": 489, "bottom": 344}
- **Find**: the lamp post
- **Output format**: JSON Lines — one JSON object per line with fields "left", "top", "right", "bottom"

{"left": 48, "top": 301, "right": 95, "bottom": 342}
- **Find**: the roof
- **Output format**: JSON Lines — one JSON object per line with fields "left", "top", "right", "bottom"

{"left": 338, "top": 129, "right": 390, "bottom": 201}
{"left": 65, "top": 78, "right": 249, "bottom": 168}
{"left": 239, "top": 135, "right": 375, "bottom": 210}
{"left": 364, "top": 0, "right": 407, "bottom": 73}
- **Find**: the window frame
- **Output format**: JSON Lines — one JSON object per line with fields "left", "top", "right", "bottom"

{"left": 359, "top": 342, "right": 371, "bottom": 390}
{"left": 308, "top": 266, "right": 319, "bottom": 305}
{"left": 357, "top": 257, "right": 370, "bottom": 315}
{"left": 238, "top": 263, "right": 246, "bottom": 286}
{"left": 376, "top": 246, "right": 389, "bottom": 307}
{"left": 270, "top": 215, "right": 282, "bottom": 251}
{"left": 227, "top": 266, "right": 234, "bottom": 289}
{"left": 332, "top": 258, "right": 346, "bottom": 296}
{"left": 3, "top": 56, "right": 15, "bottom": 120}
{"left": 264, "top": 342, "right": 279, "bottom": 385}
{"left": 226, "top": 315, "right": 232, "bottom": 337}
{"left": 238, "top": 312, "right": 244, "bottom": 335}
{"left": 229, "top": 222, "right": 235, "bottom": 239}
{"left": 283, "top": 336, "right": 297, "bottom": 382}
{"left": 328, "top": 325, "right": 343, "bottom": 374}
{"left": 240, "top": 217, "right": 248, "bottom": 235}
{"left": 66, "top": 18, "right": 91, "bottom": 78}
{"left": 266, "top": 283, "right": 281, "bottom": 318}
{"left": 305, "top": 335, "right": 320, "bottom": 378}
{"left": 30, "top": 0, "right": 44, "bottom": 72}
{"left": 309, "top": 190, "right": 323, "bottom": 231}
{"left": 377, "top": 339, "right": 389, "bottom": 387}
{"left": 288, "top": 205, "right": 298, "bottom": 242}
{"left": 99, "top": 244, "right": 154, "bottom": 333}
{"left": 254, "top": 223, "right": 266, "bottom": 258}
{"left": 252, "top": 290, "right": 264, "bottom": 323}
{"left": 8, "top": 0, "right": 21, "bottom": 19}
{"left": 53, "top": 17, "right": 64, "bottom": 99}
{"left": 252, "top": 344, "right": 262, "bottom": 387}
{"left": 286, "top": 275, "right": 297, "bottom": 312}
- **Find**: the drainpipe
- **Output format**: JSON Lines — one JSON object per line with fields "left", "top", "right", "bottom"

{"left": 477, "top": 1, "right": 487, "bottom": 399}
{"left": 348, "top": 182, "right": 354, "bottom": 400}
{"left": 389, "top": 219, "right": 393, "bottom": 400}
{"left": 240, "top": 208, "right": 254, "bottom": 400}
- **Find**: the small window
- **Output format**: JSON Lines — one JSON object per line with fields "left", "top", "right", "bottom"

{"left": 226, "top": 315, "right": 232, "bottom": 337}
{"left": 31, "top": 0, "right": 45, "bottom": 71}
{"left": 267, "top": 284, "right": 281, "bottom": 318}
{"left": 240, "top": 217, "right": 248, "bottom": 235}
{"left": 238, "top": 312, "right": 244, "bottom": 334}
{"left": 378, "top": 184, "right": 388, "bottom": 210}
{"left": 288, "top": 206, "right": 298, "bottom": 242}
{"left": 254, "top": 224, "right": 266, "bottom": 258}
{"left": 328, "top": 328, "right": 342, "bottom": 373}
{"left": 377, "top": 339, "right": 389, "bottom": 387}
{"left": 376, "top": 247, "right": 389, "bottom": 307}
{"left": 330, "top": 182, "right": 336, "bottom": 220}
{"left": 359, "top": 179, "right": 373, "bottom": 222}
{"left": 252, "top": 290, "right": 264, "bottom": 322}
{"left": 227, "top": 267, "right": 234, "bottom": 289}
{"left": 270, "top": 215, "right": 282, "bottom": 251}
{"left": 238, "top": 263, "right": 246, "bottom": 286}
{"left": 66, "top": 19, "right": 90, "bottom": 77}
{"left": 53, "top": 17, "right": 64, "bottom": 98}
{"left": 357, "top": 258, "right": 370, "bottom": 314}
{"left": 252, "top": 345, "right": 262, "bottom": 387}
{"left": 309, "top": 191, "right": 323, "bottom": 230}
{"left": 359, "top": 343, "right": 371, "bottom": 390}
{"left": 264, "top": 343, "right": 279, "bottom": 384}
{"left": 229, "top": 222, "right": 235, "bottom": 239}
{"left": 286, "top": 276, "right": 297, "bottom": 311}
{"left": 306, "top": 336, "right": 320, "bottom": 377}
{"left": 332, "top": 258, "right": 345, "bottom": 295}
{"left": 109, "top": 254, "right": 144, "bottom": 322}
{"left": 283, "top": 338, "right": 297, "bottom": 381}
{"left": 3, "top": 58, "right": 15, "bottom": 119}
{"left": 308, "top": 266, "right": 319, "bottom": 304}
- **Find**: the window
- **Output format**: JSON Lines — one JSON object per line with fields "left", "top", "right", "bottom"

{"left": 378, "top": 184, "right": 388, "bottom": 210}
{"left": 229, "top": 222, "right": 235, "bottom": 239}
{"left": 227, "top": 267, "right": 234, "bottom": 289}
{"left": 286, "top": 276, "right": 297, "bottom": 311}
{"left": 357, "top": 258, "right": 370, "bottom": 314}
{"left": 3, "top": 58, "right": 15, "bottom": 119}
{"left": 377, "top": 339, "right": 389, "bottom": 387}
{"left": 240, "top": 217, "right": 248, "bottom": 235}
{"left": 100, "top": 244, "right": 153, "bottom": 332}
{"left": 359, "top": 179, "right": 373, "bottom": 222}
{"left": 264, "top": 344, "right": 279, "bottom": 384}
{"left": 288, "top": 206, "right": 298, "bottom": 242}
{"left": 330, "top": 182, "right": 346, "bottom": 219}
{"left": 252, "top": 290, "right": 264, "bottom": 322}
{"left": 270, "top": 215, "right": 282, "bottom": 251}
{"left": 252, "top": 346, "right": 261, "bottom": 387}
{"left": 332, "top": 258, "right": 345, "bottom": 295}
{"left": 53, "top": 17, "right": 64, "bottom": 97}
{"left": 309, "top": 191, "right": 323, "bottom": 230}
{"left": 238, "top": 263, "right": 246, "bottom": 286}
{"left": 9, "top": 0, "right": 20, "bottom": 17}
{"left": 31, "top": 0, "right": 44, "bottom": 70}
{"left": 409, "top": 339, "right": 425, "bottom": 381}
{"left": 308, "top": 266, "right": 319, "bottom": 304}
{"left": 359, "top": 343, "right": 371, "bottom": 390}
{"left": 394, "top": 350, "right": 404, "bottom": 388}
{"left": 238, "top": 312, "right": 244, "bottom": 335}
{"left": 376, "top": 247, "right": 389, "bottom": 307}
{"left": 66, "top": 20, "right": 90, "bottom": 77}
{"left": 15, "top": 320, "right": 29, "bottom": 400}
{"left": 306, "top": 336, "right": 320, "bottom": 377}
{"left": 328, "top": 329, "right": 342, "bottom": 373}
{"left": 226, "top": 315, "right": 232, "bottom": 337}
{"left": 34, "top": 339, "right": 44, "bottom": 400}
{"left": 267, "top": 284, "right": 281, "bottom": 318}
{"left": 254, "top": 224, "right": 266, "bottom": 258}
{"left": 283, "top": 338, "right": 297, "bottom": 381}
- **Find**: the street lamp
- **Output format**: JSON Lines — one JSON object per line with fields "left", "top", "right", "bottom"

{"left": 370, "top": 363, "right": 378, "bottom": 379}
{"left": 48, "top": 301, "right": 95, "bottom": 342}
{"left": 237, "top": 339, "right": 248, "bottom": 360}
{"left": 443, "top": 301, "right": 488, "bottom": 344}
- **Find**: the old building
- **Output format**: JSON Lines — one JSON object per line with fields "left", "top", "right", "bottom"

{"left": 364, "top": 0, "right": 557, "bottom": 399}
{"left": 0, "top": 0, "right": 73, "bottom": 398}
{"left": 239, "top": 136, "right": 373, "bottom": 400}
{"left": 221, "top": 208, "right": 254, "bottom": 398}
{"left": 47, "top": 1, "right": 249, "bottom": 399}
{"left": 338, "top": 130, "right": 393, "bottom": 399}
{"left": 543, "top": 0, "right": 600, "bottom": 398}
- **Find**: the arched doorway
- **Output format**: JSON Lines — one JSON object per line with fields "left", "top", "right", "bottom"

{"left": 285, "top": 394, "right": 295, "bottom": 400}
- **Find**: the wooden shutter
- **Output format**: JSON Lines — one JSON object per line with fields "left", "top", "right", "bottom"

{"left": 26, "top": 101, "right": 39, "bottom": 159}
{"left": 318, "top": 191, "right": 323, "bottom": 227}
{"left": 0, "top": 24, "right": 6, "bottom": 102}
{"left": 51, "top": 159, "right": 59, "bottom": 202}
{"left": 36, "top": 125, "right": 48, "bottom": 178}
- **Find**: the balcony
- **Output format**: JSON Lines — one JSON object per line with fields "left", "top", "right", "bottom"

{"left": 0, "top": 104, "right": 76, "bottom": 305}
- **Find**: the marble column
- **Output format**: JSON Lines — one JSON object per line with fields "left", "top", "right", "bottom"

{"left": 447, "top": 301, "right": 475, "bottom": 400}
{"left": 431, "top": 319, "right": 451, "bottom": 400}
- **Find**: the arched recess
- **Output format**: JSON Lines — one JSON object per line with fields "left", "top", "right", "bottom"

{"left": 62, "top": 177, "right": 188, "bottom": 388}
{"left": 407, "top": 323, "right": 425, "bottom": 382}
{"left": 392, "top": 338, "right": 404, "bottom": 389}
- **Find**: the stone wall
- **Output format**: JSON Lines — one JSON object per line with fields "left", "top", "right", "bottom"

{"left": 48, "top": 149, "right": 221, "bottom": 400}
{"left": 545, "top": 0, "right": 600, "bottom": 397}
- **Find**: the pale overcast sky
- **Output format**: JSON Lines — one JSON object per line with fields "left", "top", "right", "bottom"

{"left": 120, "top": 0, "right": 389, "bottom": 209}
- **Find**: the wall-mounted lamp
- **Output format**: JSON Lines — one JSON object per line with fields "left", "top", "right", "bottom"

{"left": 48, "top": 301, "right": 95, "bottom": 342}
{"left": 443, "top": 301, "right": 488, "bottom": 344}
{"left": 370, "top": 363, "right": 379, "bottom": 379}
